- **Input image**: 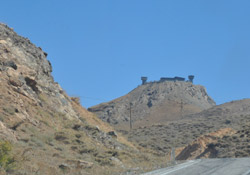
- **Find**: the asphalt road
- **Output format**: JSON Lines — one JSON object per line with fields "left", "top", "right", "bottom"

{"left": 142, "top": 158, "right": 250, "bottom": 175}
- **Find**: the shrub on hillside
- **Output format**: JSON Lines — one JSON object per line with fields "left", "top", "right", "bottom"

{"left": 71, "top": 97, "right": 81, "bottom": 105}
{"left": 0, "top": 141, "right": 15, "bottom": 172}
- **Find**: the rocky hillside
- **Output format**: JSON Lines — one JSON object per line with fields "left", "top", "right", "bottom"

{"left": 0, "top": 23, "right": 166, "bottom": 175}
{"left": 175, "top": 99, "right": 250, "bottom": 160}
{"left": 89, "top": 81, "right": 215, "bottom": 130}
{"left": 175, "top": 126, "right": 250, "bottom": 160}
{"left": 126, "top": 99, "right": 250, "bottom": 158}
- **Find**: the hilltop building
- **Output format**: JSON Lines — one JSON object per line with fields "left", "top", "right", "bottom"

{"left": 188, "top": 75, "right": 194, "bottom": 83}
{"left": 141, "top": 77, "right": 148, "bottom": 85}
{"left": 141, "top": 75, "right": 195, "bottom": 85}
{"left": 160, "top": 76, "right": 185, "bottom": 82}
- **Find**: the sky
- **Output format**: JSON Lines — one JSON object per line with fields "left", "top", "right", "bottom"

{"left": 1, "top": 0, "right": 250, "bottom": 108}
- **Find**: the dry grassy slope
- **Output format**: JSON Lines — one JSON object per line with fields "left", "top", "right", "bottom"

{"left": 126, "top": 99, "right": 250, "bottom": 158}
{"left": 175, "top": 123, "right": 250, "bottom": 160}
{"left": 186, "top": 98, "right": 250, "bottom": 119}
{"left": 0, "top": 23, "right": 166, "bottom": 175}
{"left": 89, "top": 80, "right": 215, "bottom": 130}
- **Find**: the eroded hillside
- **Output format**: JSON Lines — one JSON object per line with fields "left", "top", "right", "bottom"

{"left": 89, "top": 80, "right": 215, "bottom": 130}
{"left": 126, "top": 99, "right": 250, "bottom": 159}
{"left": 1, "top": 23, "right": 249, "bottom": 175}
{"left": 0, "top": 23, "right": 165, "bottom": 175}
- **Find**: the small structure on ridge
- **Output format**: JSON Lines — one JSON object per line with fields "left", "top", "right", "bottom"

{"left": 141, "top": 77, "right": 148, "bottom": 85}
{"left": 141, "top": 75, "right": 195, "bottom": 85}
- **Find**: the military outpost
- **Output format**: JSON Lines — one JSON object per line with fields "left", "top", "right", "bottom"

{"left": 141, "top": 75, "right": 194, "bottom": 85}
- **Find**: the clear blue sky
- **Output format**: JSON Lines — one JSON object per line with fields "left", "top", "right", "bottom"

{"left": 1, "top": 1, "right": 250, "bottom": 108}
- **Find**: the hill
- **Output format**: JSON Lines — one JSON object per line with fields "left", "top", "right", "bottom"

{"left": 89, "top": 80, "right": 215, "bottom": 130}
{"left": 126, "top": 99, "right": 250, "bottom": 158}
{"left": 89, "top": 73, "right": 250, "bottom": 161}
{"left": 0, "top": 23, "right": 165, "bottom": 175}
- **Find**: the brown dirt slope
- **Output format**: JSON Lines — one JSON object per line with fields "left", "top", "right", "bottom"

{"left": 175, "top": 128, "right": 236, "bottom": 160}
{"left": 176, "top": 123, "right": 250, "bottom": 160}
{"left": 0, "top": 23, "right": 165, "bottom": 175}
{"left": 126, "top": 99, "right": 250, "bottom": 159}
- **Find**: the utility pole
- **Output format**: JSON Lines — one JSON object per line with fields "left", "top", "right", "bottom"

{"left": 129, "top": 102, "right": 132, "bottom": 130}
{"left": 180, "top": 99, "right": 183, "bottom": 118}
{"left": 170, "top": 124, "right": 176, "bottom": 165}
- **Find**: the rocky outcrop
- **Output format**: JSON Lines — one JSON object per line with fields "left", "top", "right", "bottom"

{"left": 0, "top": 23, "right": 77, "bottom": 119}
{"left": 89, "top": 81, "right": 215, "bottom": 129}
{"left": 0, "top": 23, "right": 166, "bottom": 174}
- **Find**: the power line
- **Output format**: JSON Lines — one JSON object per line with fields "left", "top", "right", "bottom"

{"left": 70, "top": 95, "right": 108, "bottom": 102}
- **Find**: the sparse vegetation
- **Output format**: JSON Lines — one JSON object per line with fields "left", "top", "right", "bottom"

{"left": 1, "top": 22, "right": 250, "bottom": 175}
{"left": 3, "top": 107, "right": 16, "bottom": 115}
{"left": 38, "top": 93, "right": 49, "bottom": 103}
{"left": 126, "top": 110, "right": 250, "bottom": 158}
{"left": 0, "top": 141, "right": 15, "bottom": 172}
{"left": 71, "top": 97, "right": 81, "bottom": 105}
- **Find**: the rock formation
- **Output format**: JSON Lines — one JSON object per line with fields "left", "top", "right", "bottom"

{"left": 0, "top": 23, "right": 165, "bottom": 174}
{"left": 89, "top": 81, "right": 215, "bottom": 130}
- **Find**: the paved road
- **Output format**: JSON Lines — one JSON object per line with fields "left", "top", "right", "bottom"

{"left": 142, "top": 158, "right": 250, "bottom": 175}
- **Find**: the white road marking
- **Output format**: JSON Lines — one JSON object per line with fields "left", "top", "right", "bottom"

{"left": 142, "top": 158, "right": 250, "bottom": 175}
{"left": 142, "top": 160, "right": 201, "bottom": 175}
{"left": 242, "top": 169, "right": 250, "bottom": 175}
{"left": 158, "top": 160, "right": 201, "bottom": 175}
